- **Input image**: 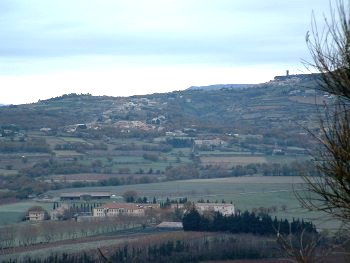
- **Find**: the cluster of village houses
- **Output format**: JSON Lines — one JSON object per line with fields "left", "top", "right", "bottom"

{"left": 27, "top": 192, "right": 235, "bottom": 222}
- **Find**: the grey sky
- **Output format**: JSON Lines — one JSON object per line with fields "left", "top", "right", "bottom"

{"left": 0, "top": 0, "right": 331, "bottom": 104}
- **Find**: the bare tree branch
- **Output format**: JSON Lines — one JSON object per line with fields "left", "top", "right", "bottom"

{"left": 299, "top": 0, "right": 350, "bottom": 228}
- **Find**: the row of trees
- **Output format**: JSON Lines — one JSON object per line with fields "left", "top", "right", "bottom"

{"left": 199, "top": 161, "right": 319, "bottom": 178}
{"left": 54, "top": 142, "right": 107, "bottom": 152}
{"left": 18, "top": 157, "right": 317, "bottom": 182}
{"left": 0, "top": 138, "right": 51, "bottom": 153}
{"left": 1, "top": 233, "right": 279, "bottom": 263}
{"left": 0, "top": 173, "right": 159, "bottom": 200}
{"left": 164, "top": 163, "right": 199, "bottom": 180}
{"left": 231, "top": 161, "right": 319, "bottom": 177}
{"left": 0, "top": 216, "right": 147, "bottom": 250}
{"left": 165, "top": 138, "right": 193, "bottom": 148}
{"left": 114, "top": 143, "right": 172, "bottom": 152}
{"left": 107, "top": 235, "right": 268, "bottom": 263}
{"left": 183, "top": 209, "right": 316, "bottom": 236}
{"left": 1, "top": 174, "right": 50, "bottom": 199}
{"left": 19, "top": 159, "right": 108, "bottom": 177}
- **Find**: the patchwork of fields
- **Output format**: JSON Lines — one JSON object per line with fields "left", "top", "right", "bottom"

{"left": 0, "top": 131, "right": 311, "bottom": 184}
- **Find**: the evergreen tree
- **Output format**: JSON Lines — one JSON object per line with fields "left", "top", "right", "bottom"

{"left": 182, "top": 208, "right": 201, "bottom": 231}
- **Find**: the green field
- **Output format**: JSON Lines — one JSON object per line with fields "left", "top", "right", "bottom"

{"left": 49, "top": 177, "right": 304, "bottom": 212}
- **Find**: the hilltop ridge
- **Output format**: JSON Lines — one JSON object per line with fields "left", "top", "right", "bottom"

{"left": 0, "top": 73, "right": 325, "bottom": 133}
{"left": 187, "top": 72, "right": 322, "bottom": 91}
{"left": 187, "top": 83, "right": 257, "bottom": 91}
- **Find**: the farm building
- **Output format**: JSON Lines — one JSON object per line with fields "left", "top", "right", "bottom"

{"left": 27, "top": 206, "right": 49, "bottom": 221}
{"left": 170, "top": 203, "right": 185, "bottom": 210}
{"left": 195, "top": 203, "right": 235, "bottom": 216}
{"left": 194, "top": 138, "right": 223, "bottom": 147}
{"left": 93, "top": 203, "right": 145, "bottom": 217}
{"left": 60, "top": 192, "right": 112, "bottom": 201}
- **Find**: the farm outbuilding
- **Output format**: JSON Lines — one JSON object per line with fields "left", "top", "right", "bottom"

{"left": 60, "top": 192, "right": 112, "bottom": 201}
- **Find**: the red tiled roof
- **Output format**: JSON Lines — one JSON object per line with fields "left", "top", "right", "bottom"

{"left": 28, "top": 206, "right": 46, "bottom": 212}
{"left": 100, "top": 203, "right": 143, "bottom": 209}
{"left": 195, "top": 203, "right": 234, "bottom": 207}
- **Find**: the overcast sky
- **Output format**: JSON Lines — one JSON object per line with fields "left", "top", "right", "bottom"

{"left": 0, "top": 0, "right": 331, "bottom": 104}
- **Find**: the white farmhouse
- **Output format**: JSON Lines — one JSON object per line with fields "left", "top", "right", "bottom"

{"left": 93, "top": 203, "right": 145, "bottom": 217}
{"left": 195, "top": 203, "right": 235, "bottom": 216}
{"left": 27, "top": 206, "right": 48, "bottom": 221}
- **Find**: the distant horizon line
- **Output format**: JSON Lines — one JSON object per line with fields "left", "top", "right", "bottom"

{"left": 0, "top": 71, "right": 318, "bottom": 106}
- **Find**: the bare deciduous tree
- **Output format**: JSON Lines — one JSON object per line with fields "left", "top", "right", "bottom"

{"left": 299, "top": 0, "right": 350, "bottom": 226}
{"left": 0, "top": 226, "right": 16, "bottom": 251}
{"left": 40, "top": 222, "right": 56, "bottom": 243}
{"left": 276, "top": 229, "right": 333, "bottom": 263}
